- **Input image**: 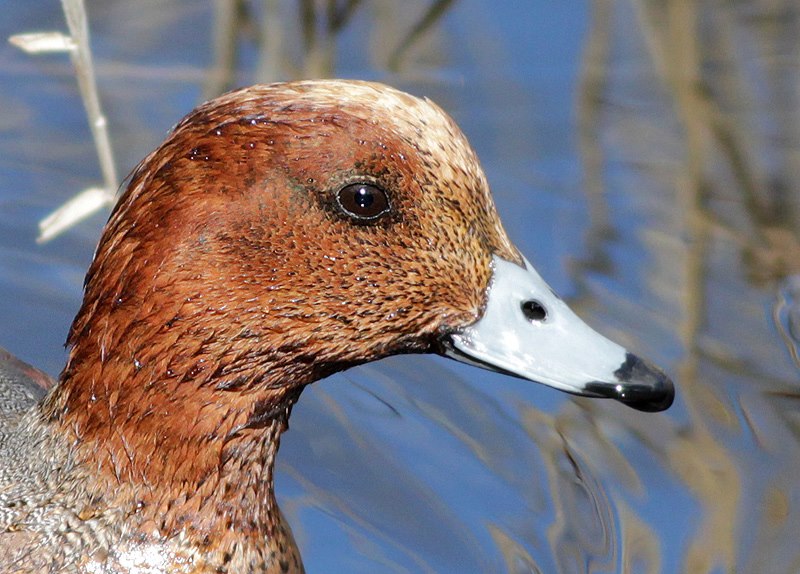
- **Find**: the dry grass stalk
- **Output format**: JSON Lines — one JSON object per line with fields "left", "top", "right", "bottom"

{"left": 9, "top": 0, "right": 118, "bottom": 242}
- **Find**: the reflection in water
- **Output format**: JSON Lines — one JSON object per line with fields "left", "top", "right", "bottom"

{"left": 775, "top": 275, "right": 800, "bottom": 368}
{"left": 203, "top": 0, "right": 457, "bottom": 97}
{"left": 526, "top": 408, "right": 616, "bottom": 573}
{"left": 574, "top": 1, "right": 800, "bottom": 573}
{"left": 2, "top": 0, "right": 800, "bottom": 572}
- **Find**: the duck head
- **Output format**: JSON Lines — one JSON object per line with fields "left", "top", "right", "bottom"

{"left": 35, "top": 81, "right": 675, "bottom": 571}
{"left": 54, "top": 80, "right": 672, "bottom": 482}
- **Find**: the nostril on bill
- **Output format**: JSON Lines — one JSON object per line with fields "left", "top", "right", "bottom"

{"left": 521, "top": 299, "right": 547, "bottom": 323}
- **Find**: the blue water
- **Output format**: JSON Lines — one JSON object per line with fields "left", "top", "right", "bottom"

{"left": 1, "top": 1, "right": 799, "bottom": 572}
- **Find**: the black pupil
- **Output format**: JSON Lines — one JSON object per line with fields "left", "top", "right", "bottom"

{"left": 337, "top": 183, "right": 390, "bottom": 221}
{"left": 354, "top": 187, "right": 374, "bottom": 208}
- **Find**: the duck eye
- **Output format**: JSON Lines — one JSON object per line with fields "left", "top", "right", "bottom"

{"left": 336, "top": 183, "right": 391, "bottom": 221}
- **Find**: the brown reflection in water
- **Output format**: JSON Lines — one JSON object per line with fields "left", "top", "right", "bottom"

{"left": 521, "top": 400, "right": 674, "bottom": 573}
{"left": 525, "top": 407, "right": 617, "bottom": 573}
{"left": 616, "top": 503, "right": 661, "bottom": 574}
{"left": 488, "top": 524, "right": 543, "bottom": 574}
{"left": 566, "top": 0, "right": 800, "bottom": 572}
{"left": 203, "top": 0, "right": 457, "bottom": 98}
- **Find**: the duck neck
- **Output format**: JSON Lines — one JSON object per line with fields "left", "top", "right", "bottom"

{"left": 41, "top": 359, "right": 304, "bottom": 554}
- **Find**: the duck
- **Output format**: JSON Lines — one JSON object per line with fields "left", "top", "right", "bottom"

{"left": 0, "top": 80, "right": 673, "bottom": 573}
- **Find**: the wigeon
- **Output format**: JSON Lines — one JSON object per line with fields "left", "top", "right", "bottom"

{"left": 0, "top": 80, "right": 673, "bottom": 573}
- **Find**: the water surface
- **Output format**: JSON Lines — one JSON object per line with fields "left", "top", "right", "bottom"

{"left": 1, "top": 1, "right": 798, "bottom": 572}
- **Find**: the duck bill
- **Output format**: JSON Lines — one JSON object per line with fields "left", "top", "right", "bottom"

{"left": 439, "top": 255, "right": 674, "bottom": 412}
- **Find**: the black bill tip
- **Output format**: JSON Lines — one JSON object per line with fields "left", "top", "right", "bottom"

{"left": 585, "top": 353, "right": 675, "bottom": 412}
